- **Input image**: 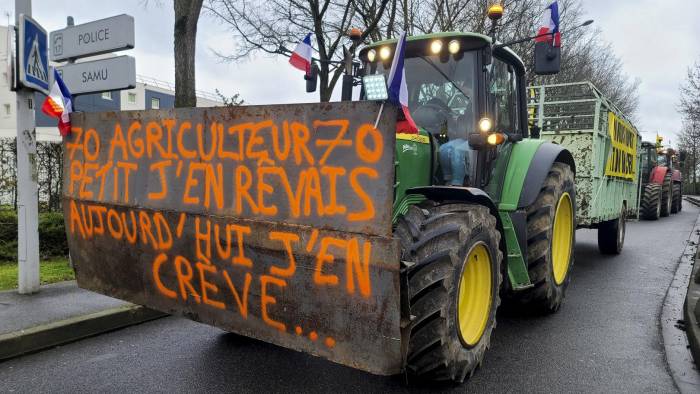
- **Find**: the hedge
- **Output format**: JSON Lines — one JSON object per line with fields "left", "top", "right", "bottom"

{"left": 0, "top": 210, "right": 68, "bottom": 261}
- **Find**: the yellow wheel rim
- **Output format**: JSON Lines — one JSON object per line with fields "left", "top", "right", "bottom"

{"left": 457, "top": 243, "right": 493, "bottom": 346}
{"left": 552, "top": 192, "right": 573, "bottom": 285}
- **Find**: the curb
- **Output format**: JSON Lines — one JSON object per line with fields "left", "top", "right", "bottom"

{"left": 685, "top": 239, "right": 700, "bottom": 369}
{"left": 661, "top": 206, "right": 700, "bottom": 393}
{"left": 0, "top": 304, "right": 167, "bottom": 361}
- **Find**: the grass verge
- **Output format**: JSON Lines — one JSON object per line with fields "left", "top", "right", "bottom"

{"left": 0, "top": 258, "right": 74, "bottom": 291}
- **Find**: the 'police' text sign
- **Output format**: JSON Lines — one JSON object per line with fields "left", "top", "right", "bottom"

{"left": 18, "top": 14, "right": 49, "bottom": 94}
{"left": 50, "top": 14, "right": 135, "bottom": 62}
{"left": 56, "top": 55, "right": 136, "bottom": 95}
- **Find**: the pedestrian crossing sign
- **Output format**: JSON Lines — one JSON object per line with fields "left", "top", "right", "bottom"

{"left": 18, "top": 14, "right": 49, "bottom": 94}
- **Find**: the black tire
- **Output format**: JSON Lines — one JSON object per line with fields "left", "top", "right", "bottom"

{"left": 660, "top": 173, "right": 672, "bottom": 217}
{"left": 671, "top": 183, "right": 681, "bottom": 214}
{"left": 512, "top": 162, "right": 575, "bottom": 314}
{"left": 395, "top": 202, "right": 502, "bottom": 383}
{"left": 640, "top": 184, "right": 662, "bottom": 220}
{"left": 598, "top": 205, "right": 626, "bottom": 254}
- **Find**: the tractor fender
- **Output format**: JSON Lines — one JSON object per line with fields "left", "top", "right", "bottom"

{"left": 672, "top": 169, "right": 682, "bottom": 183}
{"left": 650, "top": 166, "right": 669, "bottom": 184}
{"left": 517, "top": 142, "right": 576, "bottom": 209}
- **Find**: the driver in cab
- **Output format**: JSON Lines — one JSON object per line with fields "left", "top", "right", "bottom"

{"left": 411, "top": 78, "right": 475, "bottom": 186}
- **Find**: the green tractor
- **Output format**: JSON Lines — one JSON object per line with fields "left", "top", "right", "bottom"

{"left": 62, "top": 6, "right": 581, "bottom": 386}
{"left": 348, "top": 18, "right": 576, "bottom": 383}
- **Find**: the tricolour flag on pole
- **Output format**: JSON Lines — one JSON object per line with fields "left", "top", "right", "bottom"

{"left": 41, "top": 69, "right": 73, "bottom": 137}
{"left": 535, "top": 1, "right": 561, "bottom": 47}
{"left": 289, "top": 33, "right": 313, "bottom": 75}
{"left": 387, "top": 32, "right": 418, "bottom": 134}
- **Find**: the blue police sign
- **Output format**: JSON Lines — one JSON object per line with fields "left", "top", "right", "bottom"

{"left": 18, "top": 14, "right": 49, "bottom": 94}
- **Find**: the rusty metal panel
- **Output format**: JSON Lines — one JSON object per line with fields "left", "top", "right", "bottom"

{"left": 62, "top": 101, "right": 401, "bottom": 375}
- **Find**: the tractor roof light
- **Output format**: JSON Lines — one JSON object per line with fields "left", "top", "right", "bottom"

{"left": 379, "top": 46, "right": 392, "bottom": 60}
{"left": 487, "top": 3, "right": 504, "bottom": 21}
{"left": 430, "top": 39, "right": 443, "bottom": 54}
{"left": 479, "top": 117, "right": 493, "bottom": 133}
{"left": 487, "top": 133, "right": 506, "bottom": 145}
{"left": 366, "top": 49, "right": 377, "bottom": 62}
{"left": 448, "top": 39, "right": 461, "bottom": 54}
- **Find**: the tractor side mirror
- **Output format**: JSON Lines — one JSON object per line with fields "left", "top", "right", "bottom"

{"left": 534, "top": 42, "right": 560, "bottom": 75}
{"left": 305, "top": 63, "right": 319, "bottom": 93}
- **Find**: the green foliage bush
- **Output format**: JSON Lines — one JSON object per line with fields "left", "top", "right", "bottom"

{"left": 0, "top": 210, "right": 68, "bottom": 261}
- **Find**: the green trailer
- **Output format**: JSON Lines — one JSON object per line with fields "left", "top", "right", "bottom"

{"left": 528, "top": 82, "right": 640, "bottom": 254}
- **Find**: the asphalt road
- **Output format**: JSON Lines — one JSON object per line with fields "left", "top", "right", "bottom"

{"left": 2, "top": 202, "right": 698, "bottom": 393}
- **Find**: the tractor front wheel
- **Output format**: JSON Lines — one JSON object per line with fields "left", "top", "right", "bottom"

{"left": 660, "top": 174, "right": 672, "bottom": 217}
{"left": 640, "top": 184, "right": 662, "bottom": 220}
{"left": 395, "top": 202, "right": 502, "bottom": 383}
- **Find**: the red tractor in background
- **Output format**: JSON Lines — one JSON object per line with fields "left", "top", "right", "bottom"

{"left": 639, "top": 140, "right": 683, "bottom": 220}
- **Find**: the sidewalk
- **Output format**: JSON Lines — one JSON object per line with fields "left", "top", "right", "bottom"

{"left": 0, "top": 281, "right": 165, "bottom": 360}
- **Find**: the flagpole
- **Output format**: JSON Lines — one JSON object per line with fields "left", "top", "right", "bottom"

{"left": 373, "top": 101, "right": 385, "bottom": 129}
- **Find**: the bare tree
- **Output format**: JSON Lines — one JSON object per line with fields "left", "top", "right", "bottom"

{"left": 205, "top": 0, "right": 392, "bottom": 102}
{"left": 677, "top": 121, "right": 700, "bottom": 194}
{"left": 174, "top": 0, "right": 204, "bottom": 108}
{"left": 680, "top": 61, "right": 700, "bottom": 123}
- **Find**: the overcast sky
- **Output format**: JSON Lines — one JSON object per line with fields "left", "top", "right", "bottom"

{"left": 1, "top": 0, "right": 698, "bottom": 146}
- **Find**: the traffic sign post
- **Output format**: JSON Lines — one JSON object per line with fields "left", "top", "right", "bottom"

{"left": 56, "top": 55, "right": 136, "bottom": 95}
{"left": 50, "top": 15, "right": 134, "bottom": 62}
{"left": 18, "top": 13, "right": 49, "bottom": 94}
{"left": 15, "top": 1, "right": 41, "bottom": 294}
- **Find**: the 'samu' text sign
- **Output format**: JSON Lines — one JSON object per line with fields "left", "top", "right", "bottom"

{"left": 50, "top": 14, "right": 135, "bottom": 62}
{"left": 62, "top": 102, "right": 401, "bottom": 374}
{"left": 56, "top": 55, "right": 136, "bottom": 95}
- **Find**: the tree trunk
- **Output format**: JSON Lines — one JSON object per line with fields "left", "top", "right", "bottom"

{"left": 174, "top": 0, "right": 203, "bottom": 108}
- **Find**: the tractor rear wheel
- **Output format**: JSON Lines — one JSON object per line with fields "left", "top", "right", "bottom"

{"left": 515, "top": 162, "right": 575, "bottom": 314}
{"left": 671, "top": 183, "right": 681, "bottom": 214}
{"left": 640, "top": 184, "right": 662, "bottom": 220}
{"left": 598, "top": 205, "right": 626, "bottom": 254}
{"left": 395, "top": 202, "right": 502, "bottom": 383}
{"left": 660, "top": 174, "right": 672, "bottom": 217}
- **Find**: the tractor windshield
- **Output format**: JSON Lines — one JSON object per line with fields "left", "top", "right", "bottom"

{"left": 364, "top": 52, "right": 478, "bottom": 140}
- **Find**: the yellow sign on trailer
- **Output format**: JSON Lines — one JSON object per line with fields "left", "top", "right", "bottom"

{"left": 604, "top": 112, "right": 638, "bottom": 181}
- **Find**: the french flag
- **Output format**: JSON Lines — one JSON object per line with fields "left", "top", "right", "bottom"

{"left": 41, "top": 69, "right": 73, "bottom": 137}
{"left": 387, "top": 32, "right": 418, "bottom": 134}
{"left": 535, "top": 1, "right": 561, "bottom": 47}
{"left": 289, "top": 33, "right": 313, "bottom": 75}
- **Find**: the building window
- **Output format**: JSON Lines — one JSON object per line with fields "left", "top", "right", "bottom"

{"left": 4, "top": 104, "right": 10, "bottom": 115}
{"left": 102, "top": 91, "right": 112, "bottom": 100}
{"left": 128, "top": 93, "right": 137, "bottom": 104}
{"left": 151, "top": 97, "right": 160, "bottom": 109}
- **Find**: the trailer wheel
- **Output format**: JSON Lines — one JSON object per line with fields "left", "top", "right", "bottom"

{"left": 514, "top": 162, "right": 575, "bottom": 313}
{"left": 598, "top": 205, "right": 626, "bottom": 254}
{"left": 671, "top": 183, "right": 681, "bottom": 214}
{"left": 640, "top": 184, "right": 662, "bottom": 220}
{"left": 395, "top": 202, "right": 502, "bottom": 383}
{"left": 660, "top": 174, "right": 672, "bottom": 217}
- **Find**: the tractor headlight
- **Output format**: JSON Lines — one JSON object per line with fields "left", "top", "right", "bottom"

{"left": 448, "top": 39, "right": 460, "bottom": 54}
{"left": 379, "top": 46, "right": 391, "bottom": 60}
{"left": 430, "top": 39, "right": 443, "bottom": 54}
{"left": 479, "top": 117, "right": 493, "bottom": 132}
{"left": 487, "top": 133, "right": 506, "bottom": 145}
{"left": 367, "top": 49, "right": 377, "bottom": 62}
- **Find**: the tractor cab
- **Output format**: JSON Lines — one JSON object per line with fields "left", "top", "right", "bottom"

{"left": 357, "top": 33, "right": 529, "bottom": 199}
{"left": 640, "top": 141, "right": 658, "bottom": 182}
